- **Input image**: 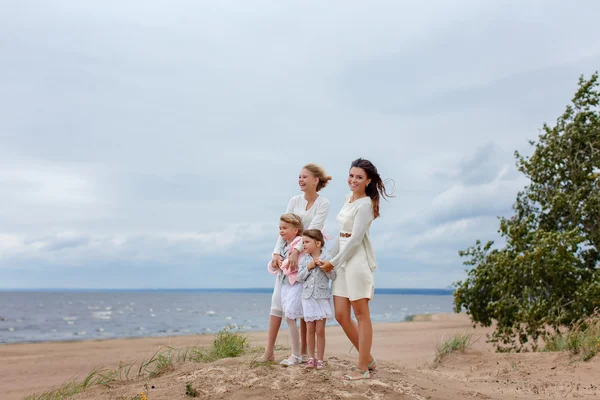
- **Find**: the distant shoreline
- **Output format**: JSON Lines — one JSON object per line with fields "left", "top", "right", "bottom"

{"left": 0, "top": 287, "right": 454, "bottom": 295}
{"left": 0, "top": 313, "right": 453, "bottom": 346}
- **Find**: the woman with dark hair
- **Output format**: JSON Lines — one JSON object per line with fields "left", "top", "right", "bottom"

{"left": 261, "top": 163, "right": 332, "bottom": 364}
{"left": 320, "top": 158, "right": 392, "bottom": 380}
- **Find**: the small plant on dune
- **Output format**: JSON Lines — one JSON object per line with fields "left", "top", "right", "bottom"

{"left": 190, "top": 327, "right": 249, "bottom": 362}
{"left": 434, "top": 331, "right": 475, "bottom": 363}
{"left": 185, "top": 382, "right": 199, "bottom": 397}
{"left": 544, "top": 309, "right": 600, "bottom": 361}
{"left": 22, "top": 328, "right": 251, "bottom": 400}
{"left": 210, "top": 326, "right": 249, "bottom": 359}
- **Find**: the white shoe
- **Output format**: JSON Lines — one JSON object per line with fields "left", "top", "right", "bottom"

{"left": 279, "top": 354, "right": 302, "bottom": 366}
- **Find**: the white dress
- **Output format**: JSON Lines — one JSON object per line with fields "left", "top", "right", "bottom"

{"left": 330, "top": 195, "right": 376, "bottom": 301}
{"left": 281, "top": 282, "right": 304, "bottom": 320}
{"left": 302, "top": 297, "right": 334, "bottom": 322}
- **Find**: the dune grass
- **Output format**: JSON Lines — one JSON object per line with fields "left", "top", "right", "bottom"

{"left": 22, "top": 327, "right": 250, "bottom": 400}
{"left": 544, "top": 310, "right": 600, "bottom": 361}
{"left": 434, "top": 331, "right": 475, "bottom": 363}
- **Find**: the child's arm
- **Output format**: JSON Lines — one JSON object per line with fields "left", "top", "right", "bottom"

{"left": 267, "top": 259, "right": 280, "bottom": 275}
{"left": 329, "top": 202, "right": 373, "bottom": 270}
{"left": 296, "top": 256, "right": 314, "bottom": 283}
{"left": 325, "top": 269, "right": 336, "bottom": 281}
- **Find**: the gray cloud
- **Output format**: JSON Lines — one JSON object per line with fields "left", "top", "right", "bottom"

{"left": 1, "top": 0, "right": 599, "bottom": 288}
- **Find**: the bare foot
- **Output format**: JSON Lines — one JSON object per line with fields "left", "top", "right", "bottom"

{"left": 260, "top": 352, "right": 274, "bottom": 362}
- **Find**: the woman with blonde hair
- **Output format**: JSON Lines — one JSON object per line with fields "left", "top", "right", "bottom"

{"left": 262, "top": 163, "right": 332, "bottom": 364}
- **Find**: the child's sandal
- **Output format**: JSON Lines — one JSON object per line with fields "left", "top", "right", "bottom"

{"left": 316, "top": 359, "right": 326, "bottom": 370}
{"left": 305, "top": 358, "right": 316, "bottom": 368}
{"left": 279, "top": 354, "right": 302, "bottom": 367}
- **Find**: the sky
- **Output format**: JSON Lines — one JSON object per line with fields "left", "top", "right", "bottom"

{"left": 1, "top": 0, "right": 600, "bottom": 289}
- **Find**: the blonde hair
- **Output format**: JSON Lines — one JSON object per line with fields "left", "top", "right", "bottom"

{"left": 280, "top": 213, "right": 304, "bottom": 235}
{"left": 303, "top": 163, "right": 332, "bottom": 192}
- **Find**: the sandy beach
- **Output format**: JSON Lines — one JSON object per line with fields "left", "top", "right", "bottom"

{"left": 2, "top": 313, "right": 598, "bottom": 400}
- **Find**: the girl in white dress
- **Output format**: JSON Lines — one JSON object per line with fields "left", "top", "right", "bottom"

{"left": 320, "top": 158, "right": 393, "bottom": 380}
{"left": 267, "top": 213, "right": 306, "bottom": 366}
{"left": 296, "top": 229, "right": 336, "bottom": 370}
{"left": 262, "top": 164, "right": 332, "bottom": 363}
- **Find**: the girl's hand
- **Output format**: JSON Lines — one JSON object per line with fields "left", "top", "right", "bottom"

{"left": 307, "top": 260, "right": 316, "bottom": 271}
{"left": 272, "top": 253, "right": 283, "bottom": 269}
{"left": 314, "top": 258, "right": 324, "bottom": 266}
{"left": 319, "top": 261, "right": 334, "bottom": 273}
{"left": 288, "top": 249, "right": 300, "bottom": 271}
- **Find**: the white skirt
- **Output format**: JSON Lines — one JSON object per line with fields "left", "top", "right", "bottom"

{"left": 280, "top": 282, "right": 303, "bottom": 320}
{"left": 302, "top": 297, "right": 334, "bottom": 322}
{"left": 331, "top": 237, "right": 374, "bottom": 301}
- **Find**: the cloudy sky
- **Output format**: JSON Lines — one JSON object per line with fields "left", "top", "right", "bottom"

{"left": 1, "top": 0, "right": 599, "bottom": 289}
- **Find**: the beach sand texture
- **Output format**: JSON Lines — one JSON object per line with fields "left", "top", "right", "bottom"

{"left": 2, "top": 313, "right": 598, "bottom": 400}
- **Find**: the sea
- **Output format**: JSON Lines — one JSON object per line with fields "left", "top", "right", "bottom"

{"left": 0, "top": 289, "right": 454, "bottom": 344}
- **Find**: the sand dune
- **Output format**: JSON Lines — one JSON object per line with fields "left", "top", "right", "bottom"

{"left": 3, "top": 313, "right": 598, "bottom": 400}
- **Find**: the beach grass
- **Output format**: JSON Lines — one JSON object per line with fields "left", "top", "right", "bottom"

{"left": 22, "top": 327, "right": 250, "bottom": 400}
{"left": 22, "top": 368, "right": 104, "bottom": 400}
{"left": 434, "top": 331, "right": 475, "bottom": 362}
{"left": 544, "top": 310, "right": 600, "bottom": 361}
{"left": 185, "top": 382, "right": 199, "bottom": 397}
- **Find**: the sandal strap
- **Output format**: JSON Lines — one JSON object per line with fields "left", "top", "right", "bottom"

{"left": 343, "top": 370, "right": 370, "bottom": 380}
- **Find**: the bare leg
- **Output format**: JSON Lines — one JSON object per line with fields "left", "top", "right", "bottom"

{"left": 333, "top": 296, "right": 359, "bottom": 348}
{"left": 300, "top": 318, "right": 308, "bottom": 358}
{"left": 333, "top": 296, "right": 376, "bottom": 370}
{"left": 345, "top": 298, "right": 373, "bottom": 378}
{"left": 315, "top": 319, "right": 326, "bottom": 360}
{"left": 261, "top": 314, "right": 282, "bottom": 361}
{"left": 306, "top": 321, "right": 316, "bottom": 359}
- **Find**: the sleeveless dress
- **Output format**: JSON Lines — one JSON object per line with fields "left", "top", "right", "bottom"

{"left": 331, "top": 196, "right": 375, "bottom": 301}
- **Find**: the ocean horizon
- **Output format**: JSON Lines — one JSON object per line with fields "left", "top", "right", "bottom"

{"left": 0, "top": 288, "right": 455, "bottom": 344}
{"left": 0, "top": 288, "right": 454, "bottom": 295}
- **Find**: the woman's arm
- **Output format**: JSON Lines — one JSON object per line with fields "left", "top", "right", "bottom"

{"left": 322, "top": 202, "right": 373, "bottom": 271}
{"left": 292, "top": 198, "right": 330, "bottom": 254}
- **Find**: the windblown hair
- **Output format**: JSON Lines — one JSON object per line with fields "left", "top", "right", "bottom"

{"left": 280, "top": 213, "right": 304, "bottom": 234}
{"left": 303, "top": 163, "right": 332, "bottom": 192}
{"left": 350, "top": 158, "right": 394, "bottom": 219}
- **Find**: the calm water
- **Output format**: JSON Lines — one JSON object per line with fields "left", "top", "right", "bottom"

{"left": 0, "top": 289, "right": 454, "bottom": 344}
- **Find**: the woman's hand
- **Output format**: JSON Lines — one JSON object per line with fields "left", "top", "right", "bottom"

{"left": 288, "top": 249, "right": 300, "bottom": 271}
{"left": 319, "top": 261, "right": 334, "bottom": 273}
{"left": 272, "top": 253, "right": 283, "bottom": 269}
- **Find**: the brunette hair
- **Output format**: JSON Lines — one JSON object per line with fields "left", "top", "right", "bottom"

{"left": 302, "top": 229, "right": 325, "bottom": 248}
{"left": 350, "top": 158, "right": 394, "bottom": 219}
{"left": 280, "top": 213, "right": 304, "bottom": 234}
{"left": 303, "top": 163, "right": 332, "bottom": 192}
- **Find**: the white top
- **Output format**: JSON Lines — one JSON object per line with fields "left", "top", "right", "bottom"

{"left": 272, "top": 194, "right": 330, "bottom": 254}
{"left": 329, "top": 194, "right": 377, "bottom": 271}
